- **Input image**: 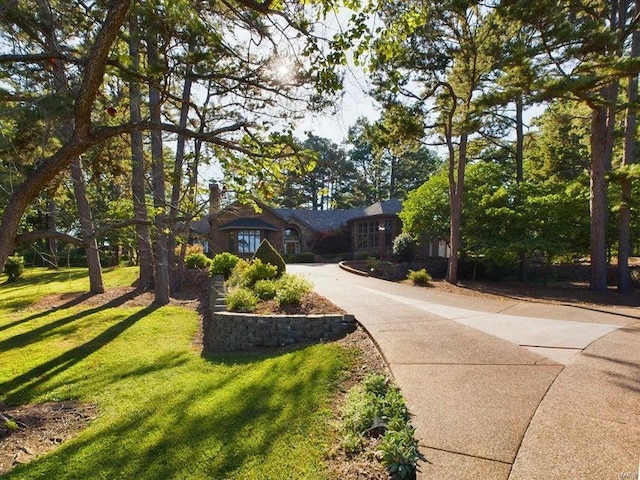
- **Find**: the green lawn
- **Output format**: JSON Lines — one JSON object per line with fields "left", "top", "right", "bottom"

{"left": 0, "top": 267, "right": 351, "bottom": 479}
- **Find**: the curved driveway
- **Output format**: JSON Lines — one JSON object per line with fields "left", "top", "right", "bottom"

{"left": 289, "top": 264, "right": 640, "bottom": 480}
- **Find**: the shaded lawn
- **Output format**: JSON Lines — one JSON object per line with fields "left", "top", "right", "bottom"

{"left": 0, "top": 268, "right": 349, "bottom": 479}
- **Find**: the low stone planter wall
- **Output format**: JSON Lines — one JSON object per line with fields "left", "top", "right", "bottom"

{"left": 203, "top": 275, "right": 357, "bottom": 352}
{"left": 204, "top": 312, "right": 357, "bottom": 352}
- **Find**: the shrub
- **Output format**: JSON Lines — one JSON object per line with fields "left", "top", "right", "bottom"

{"left": 185, "top": 253, "right": 213, "bottom": 270}
{"left": 253, "top": 279, "right": 277, "bottom": 300}
{"left": 225, "top": 288, "right": 258, "bottom": 312}
{"left": 4, "top": 255, "right": 25, "bottom": 282}
{"left": 407, "top": 269, "right": 431, "bottom": 285}
{"left": 211, "top": 252, "right": 240, "bottom": 279}
{"left": 393, "top": 233, "right": 415, "bottom": 263}
{"left": 228, "top": 258, "right": 278, "bottom": 288}
{"left": 275, "top": 274, "right": 312, "bottom": 306}
{"left": 378, "top": 423, "right": 421, "bottom": 479}
{"left": 340, "top": 373, "right": 420, "bottom": 478}
{"left": 253, "top": 239, "right": 286, "bottom": 277}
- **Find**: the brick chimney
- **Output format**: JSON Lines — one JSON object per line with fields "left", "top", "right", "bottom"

{"left": 209, "top": 182, "right": 220, "bottom": 216}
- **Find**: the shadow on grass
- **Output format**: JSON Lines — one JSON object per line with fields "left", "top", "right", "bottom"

{"left": 0, "top": 290, "right": 148, "bottom": 353}
{"left": 1, "top": 304, "right": 159, "bottom": 405}
{"left": 5, "top": 345, "right": 344, "bottom": 480}
{"left": 0, "top": 293, "right": 94, "bottom": 334}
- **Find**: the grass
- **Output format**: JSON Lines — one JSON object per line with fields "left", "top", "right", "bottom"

{"left": 0, "top": 267, "right": 351, "bottom": 479}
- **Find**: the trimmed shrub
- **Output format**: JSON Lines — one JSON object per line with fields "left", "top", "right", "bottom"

{"left": 407, "top": 269, "right": 431, "bottom": 285}
{"left": 275, "top": 274, "right": 312, "bottom": 306}
{"left": 225, "top": 288, "right": 258, "bottom": 312}
{"left": 211, "top": 252, "right": 240, "bottom": 279}
{"left": 185, "top": 252, "right": 213, "bottom": 270}
{"left": 252, "top": 239, "right": 286, "bottom": 277}
{"left": 393, "top": 233, "right": 415, "bottom": 263}
{"left": 228, "top": 258, "right": 278, "bottom": 288}
{"left": 253, "top": 279, "right": 277, "bottom": 300}
{"left": 4, "top": 255, "right": 25, "bottom": 282}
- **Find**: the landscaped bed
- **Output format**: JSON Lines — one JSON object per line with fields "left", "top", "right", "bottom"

{"left": 0, "top": 266, "right": 396, "bottom": 479}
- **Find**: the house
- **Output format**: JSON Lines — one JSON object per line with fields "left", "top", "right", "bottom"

{"left": 205, "top": 183, "right": 404, "bottom": 259}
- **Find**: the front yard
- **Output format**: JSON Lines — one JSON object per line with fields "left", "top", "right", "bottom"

{"left": 0, "top": 267, "right": 357, "bottom": 479}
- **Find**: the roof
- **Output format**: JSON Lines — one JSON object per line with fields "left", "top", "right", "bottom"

{"left": 189, "top": 218, "right": 210, "bottom": 236}
{"left": 274, "top": 199, "right": 403, "bottom": 231}
{"left": 273, "top": 207, "right": 363, "bottom": 232}
{"left": 218, "top": 217, "right": 280, "bottom": 231}
{"left": 360, "top": 199, "right": 403, "bottom": 218}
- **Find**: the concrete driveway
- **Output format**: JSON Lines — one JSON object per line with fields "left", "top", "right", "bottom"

{"left": 289, "top": 263, "right": 640, "bottom": 480}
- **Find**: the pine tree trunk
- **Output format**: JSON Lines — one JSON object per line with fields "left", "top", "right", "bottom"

{"left": 70, "top": 157, "right": 104, "bottom": 294}
{"left": 447, "top": 133, "right": 467, "bottom": 285}
{"left": 148, "top": 34, "right": 170, "bottom": 305}
{"left": 169, "top": 46, "right": 194, "bottom": 294}
{"left": 618, "top": 21, "right": 639, "bottom": 293}
{"left": 47, "top": 198, "right": 59, "bottom": 269}
{"left": 589, "top": 104, "right": 610, "bottom": 293}
{"left": 515, "top": 94, "right": 526, "bottom": 282}
{"left": 128, "top": 16, "right": 154, "bottom": 290}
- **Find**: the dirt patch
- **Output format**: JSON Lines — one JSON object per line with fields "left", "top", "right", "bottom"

{"left": 0, "top": 402, "right": 98, "bottom": 475}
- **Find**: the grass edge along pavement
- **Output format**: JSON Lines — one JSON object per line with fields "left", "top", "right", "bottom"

{"left": 0, "top": 266, "right": 365, "bottom": 479}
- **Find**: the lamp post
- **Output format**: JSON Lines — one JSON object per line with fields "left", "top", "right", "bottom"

{"left": 378, "top": 224, "right": 386, "bottom": 261}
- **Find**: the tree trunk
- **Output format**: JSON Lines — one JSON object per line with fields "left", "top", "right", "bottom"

{"left": 128, "top": 16, "right": 154, "bottom": 290}
{"left": 70, "top": 157, "right": 105, "bottom": 293}
{"left": 515, "top": 94, "right": 526, "bottom": 282}
{"left": 589, "top": 103, "right": 610, "bottom": 293}
{"left": 168, "top": 43, "right": 195, "bottom": 294}
{"left": 147, "top": 34, "right": 170, "bottom": 305}
{"left": 47, "top": 197, "right": 59, "bottom": 269}
{"left": 618, "top": 21, "right": 639, "bottom": 293}
{"left": 447, "top": 133, "right": 467, "bottom": 285}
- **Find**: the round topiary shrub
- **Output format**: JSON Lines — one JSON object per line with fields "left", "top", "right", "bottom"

{"left": 393, "top": 233, "right": 415, "bottom": 263}
{"left": 4, "top": 255, "right": 25, "bottom": 282}
{"left": 211, "top": 252, "right": 240, "bottom": 279}
{"left": 252, "top": 239, "right": 286, "bottom": 277}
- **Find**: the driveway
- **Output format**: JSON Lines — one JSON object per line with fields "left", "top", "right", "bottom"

{"left": 289, "top": 263, "right": 640, "bottom": 480}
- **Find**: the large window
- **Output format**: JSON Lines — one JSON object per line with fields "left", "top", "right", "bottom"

{"left": 356, "top": 221, "right": 380, "bottom": 249}
{"left": 237, "top": 230, "right": 261, "bottom": 254}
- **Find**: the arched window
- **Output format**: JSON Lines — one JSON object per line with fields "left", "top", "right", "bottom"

{"left": 284, "top": 226, "right": 300, "bottom": 254}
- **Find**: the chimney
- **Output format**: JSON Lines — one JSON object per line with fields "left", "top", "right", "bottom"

{"left": 209, "top": 182, "right": 220, "bottom": 216}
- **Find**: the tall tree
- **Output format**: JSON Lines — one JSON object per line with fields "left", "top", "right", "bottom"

{"left": 367, "top": 0, "right": 495, "bottom": 284}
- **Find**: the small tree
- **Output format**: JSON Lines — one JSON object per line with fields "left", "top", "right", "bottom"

{"left": 253, "top": 239, "right": 286, "bottom": 278}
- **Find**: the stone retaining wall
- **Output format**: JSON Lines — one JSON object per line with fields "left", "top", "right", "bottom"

{"left": 204, "top": 311, "right": 357, "bottom": 352}
{"left": 203, "top": 275, "right": 357, "bottom": 352}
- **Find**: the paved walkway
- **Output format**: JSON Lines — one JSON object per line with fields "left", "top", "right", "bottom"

{"left": 289, "top": 264, "right": 640, "bottom": 480}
